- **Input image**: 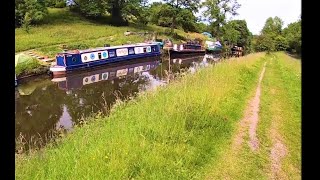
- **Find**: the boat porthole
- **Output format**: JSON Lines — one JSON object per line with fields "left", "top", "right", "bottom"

{"left": 85, "top": 78, "right": 89, "bottom": 82}
{"left": 90, "top": 53, "right": 95, "bottom": 59}
{"left": 84, "top": 56, "right": 87, "bottom": 60}
{"left": 102, "top": 52, "right": 107, "bottom": 58}
{"left": 72, "top": 57, "right": 76, "bottom": 62}
{"left": 91, "top": 76, "right": 96, "bottom": 82}
{"left": 103, "top": 74, "right": 108, "bottom": 79}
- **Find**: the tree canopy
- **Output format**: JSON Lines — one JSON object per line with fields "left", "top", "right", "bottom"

{"left": 253, "top": 16, "right": 300, "bottom": 54}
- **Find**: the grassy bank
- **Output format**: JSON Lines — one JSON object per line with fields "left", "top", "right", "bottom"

{"left": 15, "top": 54, "right": 49, "bottom": 78}
{"left": 16, "top": 53, "right": 266, "bottom": 179}
{"left": 204, "top": 52, "right": 301, "bottom": 179}
{"left": 15, "top": 8, "right": 206, "bottom": 57}
{"left": 261, "top": 52, "right": 301, "bottom": 179}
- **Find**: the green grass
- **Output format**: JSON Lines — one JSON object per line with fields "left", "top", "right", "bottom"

{"left": 204, "top": 52, "right": 301, "bottom": 179}
{"left": 15, "top": 57, "right": 44, "bottom": 77}
{"left": 263, "top": 52, "right": 301, "bottom": 179}
{"left": 15, "top": 8, "right": 206, "bottom": 57}
{"left": 15, "top": 53, "right": 265, "bottom": 179}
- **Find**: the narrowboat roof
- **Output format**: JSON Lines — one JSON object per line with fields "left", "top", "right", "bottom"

{"left": 60, "top": 43, "right": 159, "bottom": 55}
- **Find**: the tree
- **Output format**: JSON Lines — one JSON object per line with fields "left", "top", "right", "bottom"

{"left": 196, "top": 22, "right": 209, "bottom": 33}
{"left": 122, "top": 0, "right": 150, "bottom": 25}
{"left": 261, "top": 16, "right": 283, "bottom": 35}
{"left": 221, "top": 20, "right": 252, "bottom": 54}
{"left": 15, "top": 0, "right": 48, "bottom": 28}
{"left": 202, "top": 0, "right": 240, "bottom": 37}
{"left": 148, "top": 2, "right": 199, "bottom": 32}
{"left": 253, "top": 16, "right": 290, "bottom": 52}
{"left": 176, "top": 8, "right": 198, "bottom": 32}
{"left": 45, "top": 0, "right": 67, "bottom": 8}
{"left": 148, "top": 2, "right": 175, "bottom": 27}
{"left": 254, "top": 34, "right": 275, "bottom": 52}
{"left": 69, "top": 0, "right": 148, "bottom": 26}
{"left": 283, "top": 20, "right": 301, "bottom": 54}
{"left": 70, "top": 0, "right": 106, "bottom": 17}
{"left": 163, "top": 0, "right": 200, "bottom": 33}
{"left": 274, "top": 35, "right": 288, "bottom": 51}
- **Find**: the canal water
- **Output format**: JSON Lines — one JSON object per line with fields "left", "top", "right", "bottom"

{"left": 15, "top": 54, "right": 220, "bottom": 153}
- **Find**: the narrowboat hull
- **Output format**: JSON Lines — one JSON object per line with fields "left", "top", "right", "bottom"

{"left": 169, "top": 49, "right": 206, "bottom": 55}
{"left": 205, "top": 48, "right": 222, "bottom": 54}
{"left": 166, "top": 43, "right": 205, "bottom": 56}
{"left": 51, "top": 56, "right": 161, "bottom": 90}
{"left": 50, "top": 43, "right": 161, "bottom": 76}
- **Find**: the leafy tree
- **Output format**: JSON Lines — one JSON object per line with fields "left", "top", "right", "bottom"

{"left": 122, "top": 0, "right": 149, "bottom": 25}
{"left": 70, "top": 0, "right": 148, "bottom": 26}
{"left": 69, "top": 0, "right": 106, "bottom": 18}
{"left": 202, "top": 0, "right": 240, "bottom": 37}
{"left": 15, "top": 0, "right": 48, "bottom": 29}
{"left": 45, "top": 0, "right": 67, "bottom": 8}
{"left": 283, "top": 20, "right": 301, "bottom": 54}
{"left": 261, "top": 16, "right": 283, "bottom": 35}
{"left": 176, "top": 8, "right": 198, "bottom": 32}
{"left": 221, "top": 20, "right": 252, "bottom": 54}
{"left": 254, "top": 34, "right": 275, "bottom": 52}
{"left": 163, "top": 0, "right": 200, "bottom": 33}
{"left": 196, "top": 22, "right": 209, "bottom": 33}
{"left": 274, "top": 35, "right": 288, "bottom": 51}
{"left": 148, "top": 2, "right": 199, "bottom": 32}
{"left": 253, "top": 16, "right": 291, "bottom": 52}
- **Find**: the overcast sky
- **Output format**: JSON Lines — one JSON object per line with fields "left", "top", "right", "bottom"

{"left": 149, "top": 0, "right": 301, "bottom": 35}
{"left": 230, "top": 0, "right": 301, "bottom": 35}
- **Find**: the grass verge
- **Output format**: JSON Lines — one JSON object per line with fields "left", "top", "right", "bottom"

{"left": 16, "top": 53, "right": 265, "bottom": 179}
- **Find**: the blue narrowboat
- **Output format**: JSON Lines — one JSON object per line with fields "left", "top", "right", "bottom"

{"left": 50, "top": 43, "right": 161, "bottom": 76}
{"left": 51, "top": 56, "right": 161, "bottom": 90}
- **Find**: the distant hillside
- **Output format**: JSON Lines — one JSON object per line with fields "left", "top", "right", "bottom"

{"left": 15, "top": 8, "right": 206, "bottom": 57}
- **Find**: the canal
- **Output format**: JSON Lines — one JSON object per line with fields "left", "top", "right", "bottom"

{"left": 15, "top": 54, "right": 219, "bottom": 153}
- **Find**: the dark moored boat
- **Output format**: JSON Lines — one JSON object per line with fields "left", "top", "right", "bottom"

{"left": 51, "top": 56, "right": 161, "bottom": 90}
{"left": 50, "top": 43, "right": 161, "bottom": 76}
{"left": 164, "top": 40, "right": 205, "bottom": 56}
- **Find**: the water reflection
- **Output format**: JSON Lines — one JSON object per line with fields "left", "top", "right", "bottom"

{"left": 15, "top": 54, "right": 217, "bottom": 152}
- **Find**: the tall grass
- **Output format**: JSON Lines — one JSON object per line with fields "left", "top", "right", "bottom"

{"left": 16, "top": 53, "right": 265, "bottom": 179}
{"left": 15, "top": 8, "right": 206, "bottom": 56}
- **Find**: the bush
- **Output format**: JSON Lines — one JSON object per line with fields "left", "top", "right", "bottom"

{"left": 15, "top": 0, "right": 48, "bottom": 28}
{"left": 55, "top": 1, "right": 66, "bottom": 8}
{"left": 15, "top": 54, "right": 42, "bottom": 76}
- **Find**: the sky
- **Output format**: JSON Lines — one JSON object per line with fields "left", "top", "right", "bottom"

{"left": 149, "top": 0, "right": 301, "bottom": 35}
{"left": 229, "top": 0, "right": 301, "bottom": 35}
